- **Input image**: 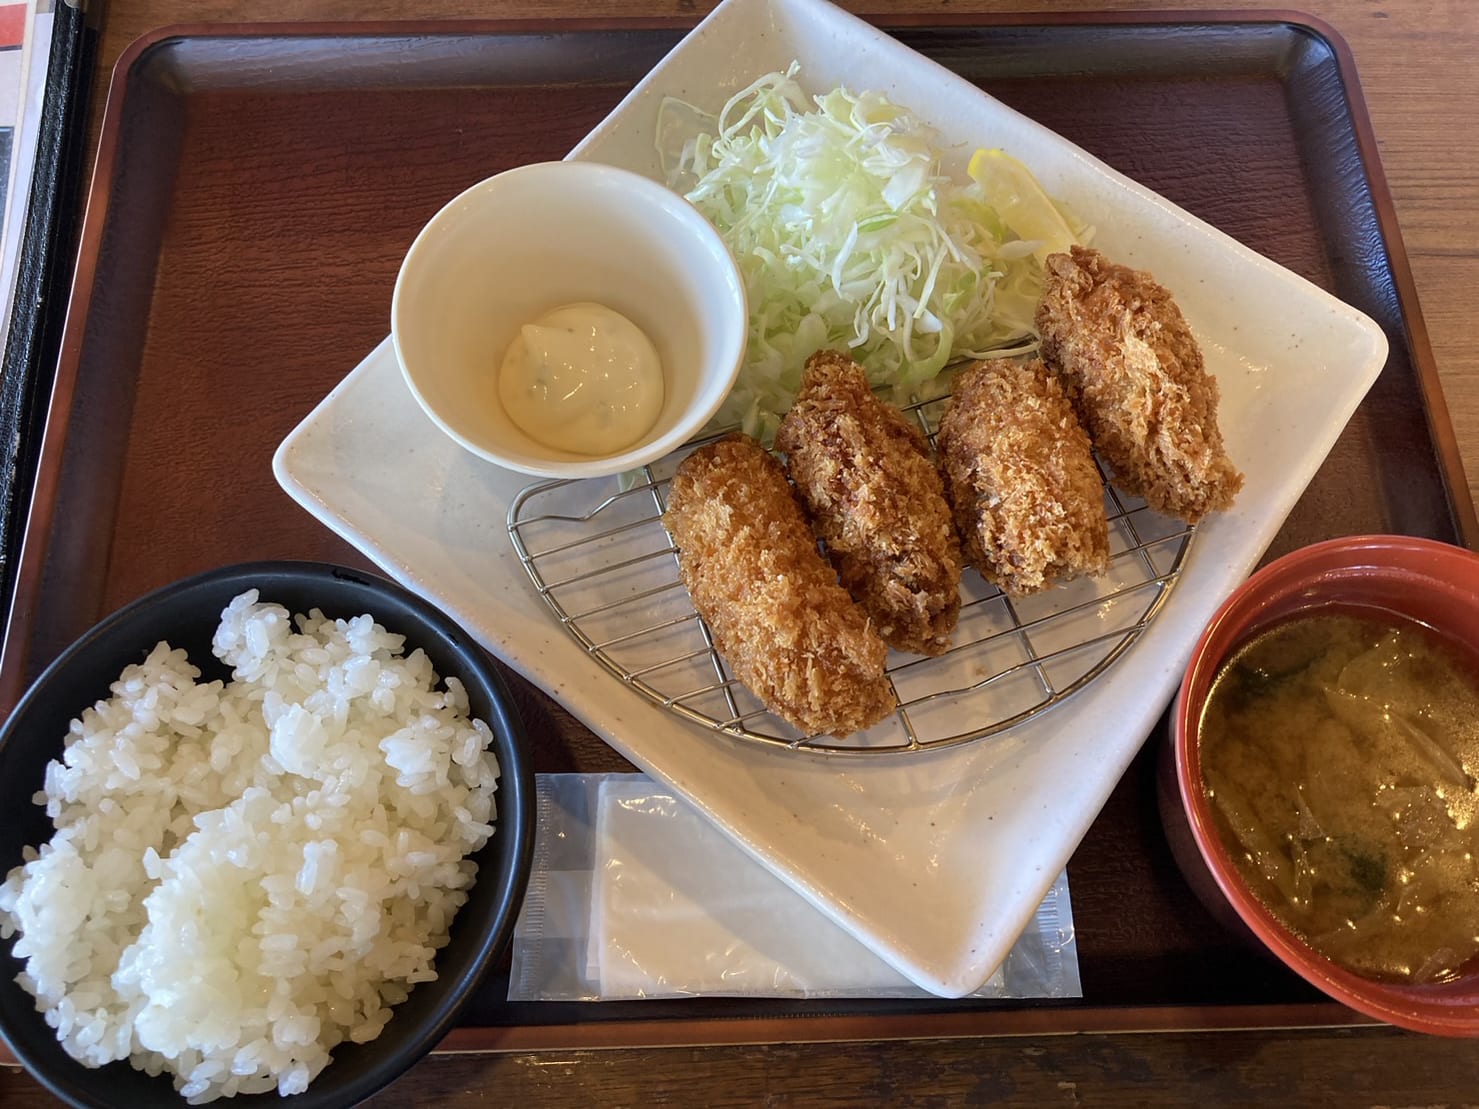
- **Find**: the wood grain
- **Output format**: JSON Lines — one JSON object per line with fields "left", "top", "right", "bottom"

{"left": 8, "top": 1025, "right": 1479, "bottom": 1105}
{"left": 2, "top": 1, "right": 1476, "bottom": 1105}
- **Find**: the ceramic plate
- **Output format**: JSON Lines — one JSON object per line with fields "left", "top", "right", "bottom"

{"left": 274, "top": 0, "right": 1386, "bottom": 996}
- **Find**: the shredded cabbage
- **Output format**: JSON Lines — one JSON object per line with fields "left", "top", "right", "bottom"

{"left": 658, "top": 63, "right": 1091, "bottom": 444}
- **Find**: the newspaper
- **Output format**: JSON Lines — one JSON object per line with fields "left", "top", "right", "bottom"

{"left": 0, "top": 0, "right": 52, "bottom": 368}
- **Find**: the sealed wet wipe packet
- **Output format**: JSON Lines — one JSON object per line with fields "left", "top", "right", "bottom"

{"left": 509, "top": 774, "right": 1081, "bottom": 1001}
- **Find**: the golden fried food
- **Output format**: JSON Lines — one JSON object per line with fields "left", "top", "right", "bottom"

{"left": 775, "top": 350, "right": 963, "bottom": 656}
{"left": 663, "top": 433, "right": 896, "bottom": 737}
{"left": 1036, "top": 245, "right": 1243, "bottom": 523}
{"left": 936, "top": 358, "right": 1109, "bottom": 596}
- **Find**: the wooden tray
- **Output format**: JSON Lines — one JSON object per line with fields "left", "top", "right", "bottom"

{"left": 2, "top": 12, "right": 1474, "bottom": 1050}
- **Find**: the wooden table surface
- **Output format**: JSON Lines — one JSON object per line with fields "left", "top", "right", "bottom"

{"left": 5, "top": 0, "right": 1479, "bottom": 1104}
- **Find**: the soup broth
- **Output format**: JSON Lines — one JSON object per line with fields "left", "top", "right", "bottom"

{"left": 1199, "top": 608, "right": 1479, "bottom": 983}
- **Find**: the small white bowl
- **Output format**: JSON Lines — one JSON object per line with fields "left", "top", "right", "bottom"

{"left": 392, "top": 161, "right": 746, "bottom": 479}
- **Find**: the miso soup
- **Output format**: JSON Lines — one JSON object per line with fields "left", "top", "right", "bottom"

{"left": 1199, "top": 608, "right": 1479, "bottom": 983}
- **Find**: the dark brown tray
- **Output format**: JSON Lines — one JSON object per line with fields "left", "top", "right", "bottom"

{"left": 2, "top": 12, "right": 1475, "bottom": 1052}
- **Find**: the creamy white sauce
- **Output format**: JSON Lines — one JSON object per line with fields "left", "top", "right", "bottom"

{"left": 497, "top": 302, "right": 664, "bottom": 455}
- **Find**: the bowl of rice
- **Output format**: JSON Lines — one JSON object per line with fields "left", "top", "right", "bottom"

{"left": 0, "top": 561, "right": 534, "bottom": 1105}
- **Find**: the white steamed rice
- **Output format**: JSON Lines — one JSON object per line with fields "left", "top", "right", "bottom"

{"left": 0, "top": 590, "right": 501, "bottom": 1102}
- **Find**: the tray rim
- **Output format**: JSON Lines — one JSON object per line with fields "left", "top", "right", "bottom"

{"left": 0, "top": 9, "right": 1468, "bottom": 1053}
{"left": 434, "top": 1000, "right": 1378, "bottom": 1052}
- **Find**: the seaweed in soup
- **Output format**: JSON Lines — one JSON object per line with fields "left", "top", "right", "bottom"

{"left": 1199, "top": 610, "right": 1479, "bottom": 983}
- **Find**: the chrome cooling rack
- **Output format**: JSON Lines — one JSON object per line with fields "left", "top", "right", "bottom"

{"left": 507, "top": 398, "right": 1193, "bottom": 755}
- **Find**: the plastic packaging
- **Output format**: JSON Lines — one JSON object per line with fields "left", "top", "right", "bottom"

{"left": 509, "top": 774, "right": 1081, "bottom": 1001}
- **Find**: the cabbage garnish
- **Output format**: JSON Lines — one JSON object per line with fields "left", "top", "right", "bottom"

{"left": 657, "top": 63, "right": 1091, "bottom": 444}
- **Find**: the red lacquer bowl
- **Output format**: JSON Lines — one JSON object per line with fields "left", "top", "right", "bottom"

{"left": 1168, "top": 534, "right": 1479, "bottom": 1036}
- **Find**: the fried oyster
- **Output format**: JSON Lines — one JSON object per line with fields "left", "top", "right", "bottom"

{"left": 1036, "top": 245, "right": 1242, "bottom": 523}
{"left": 776, "top": 350, "right": 963, "bottom": 656}
{"left": 936, "top": 358, "right": 1109, "bottom": 595}
{"left": 663, "top": 433, "right": 896, "bottom": 737}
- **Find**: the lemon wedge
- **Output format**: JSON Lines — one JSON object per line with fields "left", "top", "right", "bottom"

{"left": 966, "top": 148, "right": 1078, "bottom": 264}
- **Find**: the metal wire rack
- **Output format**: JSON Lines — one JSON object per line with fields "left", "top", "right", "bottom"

{"left": 507, "top": 395, "right": 1194, "bottom": 755}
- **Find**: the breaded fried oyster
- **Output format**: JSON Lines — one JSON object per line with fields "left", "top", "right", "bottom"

{"left": 776, "top": 351, "right": 963, "bottom": 656}
{"left": 936, "top": 358, "right": 1110, "bottom": 596}
{"left": 663, "top": 433, "right": 896, "bottom": 738}
{"left": 1036, "top": 245, "right": 1243, "bottom": 523}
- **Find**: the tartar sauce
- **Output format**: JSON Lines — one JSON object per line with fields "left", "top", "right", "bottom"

{"left": 498, "top": 302, "right": 664, "bottom": 455}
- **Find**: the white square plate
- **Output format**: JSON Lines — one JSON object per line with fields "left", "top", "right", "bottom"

{"left": 274, "top": 0, "right": 1386, "bottom": 996}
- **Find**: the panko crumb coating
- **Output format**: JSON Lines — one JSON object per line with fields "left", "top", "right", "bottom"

{"left": 662, "top": 433, "right": 896, "bottom": 738}
{"left": 776, "top": 351, "right": 963, "bottom": 657}
{"left": 936, "top": 358, "right": 1110, "bottom": 596}
{"left": 1036, "top": 245, "right": 1243, "bottom": 523}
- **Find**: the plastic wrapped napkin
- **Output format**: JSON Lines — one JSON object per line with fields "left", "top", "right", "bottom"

{"left": 509, "top": 775, "right": 1081, "bottom": 1001}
